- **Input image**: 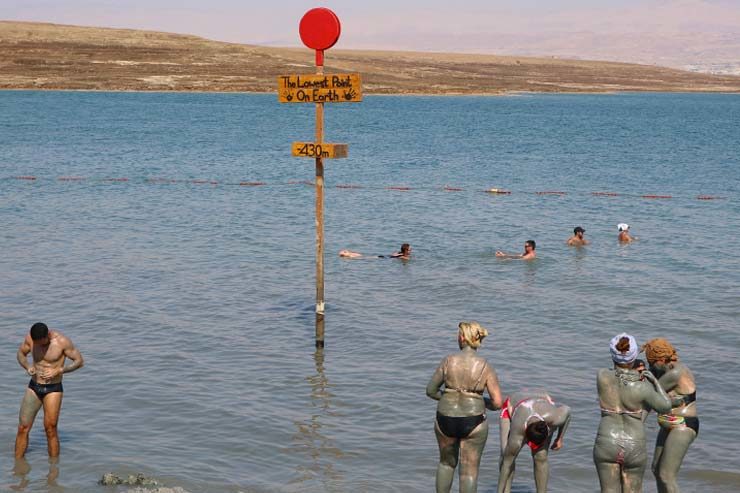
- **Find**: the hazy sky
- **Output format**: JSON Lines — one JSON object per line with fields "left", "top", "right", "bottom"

{"left": 2, "top": 0, "right": 740, "bottom": 52}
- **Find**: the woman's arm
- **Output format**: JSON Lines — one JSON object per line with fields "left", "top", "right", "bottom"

{"left": 641, "top": 370, "right": 672, "bottom": 413}
{"left": 426, "top": 358, "right": 446, "bottom": 401}
{"left": 485, "top": 365, "right": 503, "bottom": 410}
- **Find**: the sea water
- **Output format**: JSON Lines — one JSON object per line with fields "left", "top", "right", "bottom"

{"left": 0, "top": 91, "right": 738, "bottom": 492}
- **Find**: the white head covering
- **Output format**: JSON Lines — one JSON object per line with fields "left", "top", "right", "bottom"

{"left": 618, "top": 223, "right": 629, "bottom": 232}
{"left": 610, "top": 333, "right": 638, "bottom": 364}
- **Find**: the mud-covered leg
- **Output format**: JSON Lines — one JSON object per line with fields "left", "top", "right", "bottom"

{"left": 435, "top": 420, "right": 459, "bottom": 493}
{"left": 621, "top": 452, "right": 646, "bottom": 493}
{"left": 42, "top": 392, "right": 63, "bottom": 457}
{"left": 652, "top": 428, "right": 669, "bottom": 493}
{"left": 593, "top": 442, "right": 622, "bottom": 493}
{"left": 532, "top": 437, "right": 552, "bottom": 493}
{"left": 654, "top": 427, "right": 696, "bottom": 493}
{"left": 498, "top": 416, "right": 514, "bottom": 493}
{"left": 459, "top": 420, "right": 489, "bottom": 493}
{"left": 15, "top": 389, "right": 42, "bottom": 459}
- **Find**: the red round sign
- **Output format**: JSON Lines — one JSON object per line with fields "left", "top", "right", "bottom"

{"left": 299, "top": 8, "right": 341, "bottom": 51}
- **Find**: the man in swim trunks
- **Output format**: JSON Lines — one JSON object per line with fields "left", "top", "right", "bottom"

{"left": 642, "top": 338, "right": 698, "bottom": 493}
{"left": 566, "top": 227, "right": 589, "bottom": 246}
{"left": 15, "top": 322, "right": 84, "bottom": 458}
{"left": 497, "top": 392, "right": 571, "bottom": 493}
{"left": 496, "top": 240, "right": 536, "bottom": 260}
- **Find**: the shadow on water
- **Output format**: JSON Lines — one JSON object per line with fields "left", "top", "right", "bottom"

{"left": 287, "top": 347, "right": 344, "bottom": 490}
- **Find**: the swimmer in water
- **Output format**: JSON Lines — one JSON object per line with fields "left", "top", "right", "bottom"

{"left": 15, "top": 323, "right": 84, "bottom": 458}
{"left": 618, "top": 224, "right": 636, "bottom": 243}
{"left": 389, "top": 243, "right": 412, "bottom": 259}
{"left": 566, "top": 226, "right": 589, "bottom": 246}
{"left": 497, "top": 391, "right": 571, "bottom": 493}
{"left": 593, "top": 333, "right": 671, "bottom": 493}
{"left": 496, "top": 240, "right": 536, "bottom": 260}
{"left": 641, "top": 339, "right": 698, "bottom": 493}
{"left": 426, "top": 321, "right": 503, "bottom": 493}
{"left": 339, "top": 243, "right": 412, "bottom": 259}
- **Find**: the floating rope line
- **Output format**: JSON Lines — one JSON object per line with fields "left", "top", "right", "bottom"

{"left": 2, "top": 175, "right": 729, "bottom": 202}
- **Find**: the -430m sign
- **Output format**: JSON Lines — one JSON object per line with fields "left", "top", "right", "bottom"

{"left": 292, "top": 142, "right": 348, "bottom": 159}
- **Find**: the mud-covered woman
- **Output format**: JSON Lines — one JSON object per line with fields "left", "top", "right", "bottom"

{"left": 426, "top": 321, "right": 503, "bottom": 493}
{"left": 642, "top": 338, "right": 698, "bottom": 493}
{"left": 593, "top": 333, "right": 672, "bottom": 493}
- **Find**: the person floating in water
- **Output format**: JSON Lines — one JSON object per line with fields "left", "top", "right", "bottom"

{"left": 15, "top": 322, "right": 84, "bottom": 458}
{"left": 641, "top": 338, "right": 698, "bottom": 493}
{"left": 566, "top": 226, "right": 589, "bottom": 246}
{"left": 496, "top": 240, "right": 536, "bottom": 260}
{"left": 426, "top": 321, "right": 503, "bottom": 493}
{"left": 497, "top": 391, "right": 571, "bottom": 493}
{"left": 593, "top": 333, "right": 671, "bottom": 493}
{"left": 339, "top": 243, "right": 411, "bottom": 259}
{"left": 618, "top": 224, "right": 636, "bottom": 243}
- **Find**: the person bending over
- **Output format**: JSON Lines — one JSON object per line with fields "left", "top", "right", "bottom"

{"left": 426, "top": 321, "right": 503, "bottom": 493}
{"left": 497, "top": 391, "right": 571, "bottom": 493}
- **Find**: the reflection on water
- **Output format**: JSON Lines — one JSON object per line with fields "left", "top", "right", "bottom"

{"left": 10, "top": 457, "right": 62, "bottom": 491}
{"left": 288, "top": 346, "right": 343, "bottom": 489}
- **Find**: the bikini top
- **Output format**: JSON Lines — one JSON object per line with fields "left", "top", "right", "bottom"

{"left": 442, "top": 358, "right": 488, "bottom": 397}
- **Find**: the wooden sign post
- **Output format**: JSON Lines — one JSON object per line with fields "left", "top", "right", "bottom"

{"left": 279, "top": 8, "right": 362, "bottom": 348}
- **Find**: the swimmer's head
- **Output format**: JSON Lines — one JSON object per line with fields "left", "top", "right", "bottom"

{"left": 400, "top": 243, "right": 411, "bottom": 255}
{"left": 618, "top": 223, "right": 629, "bottom": 232}
{"left": 458, "top": 321, "right": 488, "bottom": 350}
{"left": 574, "top": 226, "right": 585, "bottom": 236}
{"left": 525, "top": 420, "right": 549, "bottom": 446}
{"left": 610, "top": 333, "right": 638, "bottom": 366}
{"left": 525, "top": 240, "right": 536, "bottom": 250}
{"left": 30, "top": 322, "right": 49, "bottom": 344}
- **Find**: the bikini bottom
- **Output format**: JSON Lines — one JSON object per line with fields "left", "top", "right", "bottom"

{"left": 436, "top": 412, "right": 486, "bottom": 439}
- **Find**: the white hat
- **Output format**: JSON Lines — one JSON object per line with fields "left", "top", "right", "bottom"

{"left": 610, "top": 333, "right": 638, "bottom": 364}
{"left": 618, "top": 223, "right": 629, "bottom": 232}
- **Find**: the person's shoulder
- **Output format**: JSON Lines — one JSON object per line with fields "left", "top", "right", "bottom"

{"left": 51, "top": 331, "right": 72, "bottom": 346}
{"left": 597, "top": 368, "right": 612, "bottom": 380}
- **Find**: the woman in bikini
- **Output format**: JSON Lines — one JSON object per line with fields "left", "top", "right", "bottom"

{"left": 498, "top": 391, "right": 571, "bottom": 493}
{"left": 594, "top": 333, "right": 672, "bottom": 493}
{"left": 426, "top": 321, "right": 503, "bottom": 493}
{"left": 642, "top": 338, "right": 698, "bottom": 493}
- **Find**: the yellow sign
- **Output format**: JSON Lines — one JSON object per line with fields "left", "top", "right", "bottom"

{"left": 278, "top": 74, "right": 362, "bottom": 103}
{"left": 292, "top": 142, "right": 348, "bottom": 159}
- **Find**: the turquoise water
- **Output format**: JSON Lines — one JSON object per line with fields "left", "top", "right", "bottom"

{"left": 0, "top": 91, "right": 738, "bottom": 492}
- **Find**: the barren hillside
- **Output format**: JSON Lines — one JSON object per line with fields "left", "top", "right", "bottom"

{"left": 2, "top": 21, "right": 740, "bottom": 94}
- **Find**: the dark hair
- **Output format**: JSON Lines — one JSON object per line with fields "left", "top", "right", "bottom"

{"left": 525, "top": 420, "right": 549, "bottom": 445}
{"left": 616, "top": 336, "right": 631, "bottom": 353}
{"left": 400, "top": 243, "right": 410, "bottom": 254}
{"left": 30, "top": 322, "right": 49, "bottom": 341}
{"left": 574, "top": 226, "right": 585, "bottom": 234}
{"left": 525, "top": 240, "right": 536, "bottom": 249}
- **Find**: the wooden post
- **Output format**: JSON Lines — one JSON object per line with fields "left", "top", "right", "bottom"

{"left": 315, "top": 62, "right": 326, "bottom": 348}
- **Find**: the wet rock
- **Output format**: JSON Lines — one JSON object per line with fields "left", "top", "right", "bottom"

{"left": 99, "top": 473, "right": 159, "bottom": 486}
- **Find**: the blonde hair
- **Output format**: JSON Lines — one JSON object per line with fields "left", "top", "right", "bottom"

{"left": 458, "top": 321, "right": 489, "bottom": 349}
